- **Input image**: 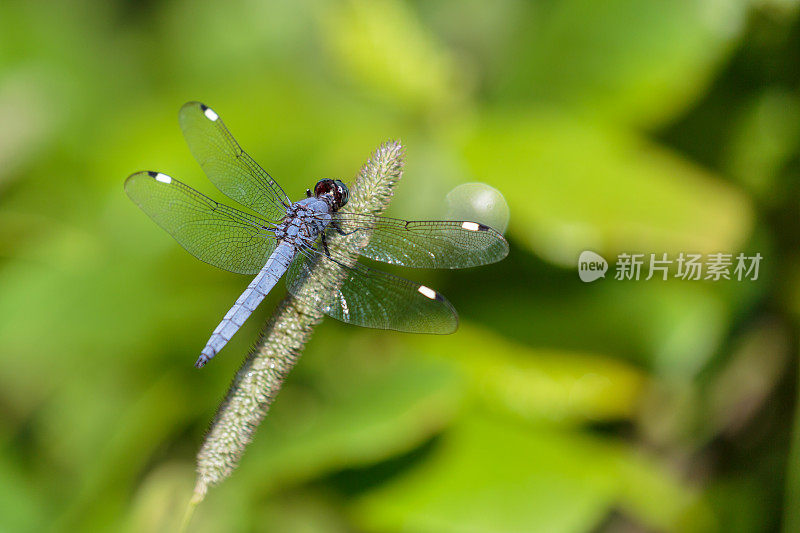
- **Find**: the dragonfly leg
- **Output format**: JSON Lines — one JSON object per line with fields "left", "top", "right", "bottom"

{"left": 331, "top": 220, "right": 348, "bottom": 236}
{"left": 330, "top": 220, "right": 361, "bottom": 237}
{"left": 321, "top": 233, "right": 331, "bottom": 257}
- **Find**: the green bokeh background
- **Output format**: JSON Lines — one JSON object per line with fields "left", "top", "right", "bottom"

{"left": 2, "top": 1, "right": 800, "bottom": 531}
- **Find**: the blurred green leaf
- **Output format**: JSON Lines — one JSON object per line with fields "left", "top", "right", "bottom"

{"left": 319, "top": 0, "right": 465, "bottom": 111}
{"left": 457, "top": 108, "right": 753, "bottom": 266}
{"left": 494, "top": 0, "right": 746, "bottom": 127}
{"left": 0, "top": 448, "right": 50, "bottom": 532}
{"left": 123, "top": 463, "right": 195, "bottom": 533}
{"left": 419, "top": 325, "right": 646, "bottom": 423}
{"left": 725, "top": 90, "right": 800, "bottom": 203}
{"left": 353, "top": 412, "right": 703, "bottom": 533}
{"left": 54, "top": 372, "right": 196, "bottom": 531}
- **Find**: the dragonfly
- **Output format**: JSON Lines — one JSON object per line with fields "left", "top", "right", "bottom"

{"left": 125, "top": 102, "right": 509, "bottom": 368}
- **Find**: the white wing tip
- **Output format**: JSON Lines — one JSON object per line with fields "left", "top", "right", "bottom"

{"left": 202, "top": 106, "right": 219, "bottom": 121}
{"left": 417, "top": 285, "right": 437, "bottom": 300}
{"left": 147, "top": 171, "right": 172, "bottom": 184}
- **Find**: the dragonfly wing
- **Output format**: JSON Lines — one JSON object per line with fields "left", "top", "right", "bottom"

{"left": 286, "top": 247, "right": 458, "bottom": 334}
{"left": 125, "top": 171, "right": 277, "bottom": 275}
{"left": 178, "top": 101, "right": 291, "bottom": 220}
{"left": 331, "top": 213, "right": 509, "bottom": 269}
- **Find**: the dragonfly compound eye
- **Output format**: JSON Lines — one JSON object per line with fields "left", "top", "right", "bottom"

{"left": 313, "top": 179, "right": 334, "bottom": 198}
{"left": 334, "top": 180, "right": 349, "bottom": 207}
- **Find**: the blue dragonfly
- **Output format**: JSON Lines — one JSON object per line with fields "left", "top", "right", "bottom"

{"left": 125, "top": 102, "right": 509, "bottom": 367}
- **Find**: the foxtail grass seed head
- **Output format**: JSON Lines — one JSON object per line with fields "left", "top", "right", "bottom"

{"left": 193, "top": 141, "right": 404, "bottom": 498}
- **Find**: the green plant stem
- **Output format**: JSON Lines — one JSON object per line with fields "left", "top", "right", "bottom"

{"left": 190, "top": 141, "right": 405, "bottom": 508}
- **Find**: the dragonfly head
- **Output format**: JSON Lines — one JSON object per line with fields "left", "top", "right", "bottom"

{"left": 314, "top": 178, "right": 349, "bottom": 211}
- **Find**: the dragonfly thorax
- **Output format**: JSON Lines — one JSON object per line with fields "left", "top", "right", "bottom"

{"left": 273, "top": 199, "right": 331, "bottom": 245}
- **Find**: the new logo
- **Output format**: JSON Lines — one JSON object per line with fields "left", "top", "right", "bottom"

{"left": 578, "top": 251, "right": 608, "bottom": 282}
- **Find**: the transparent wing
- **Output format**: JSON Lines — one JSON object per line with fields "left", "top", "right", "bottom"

{"left": 125, "top": 171, "right": 277, "bottom": 275}
{"left": 330, "top": 213, "right": 509, "bottom": 269}
{"left": 286, "top": 246, "right": 458, "bottom": 334}
{"left": 178, "top": 101, "right": 291, "bottom": 220}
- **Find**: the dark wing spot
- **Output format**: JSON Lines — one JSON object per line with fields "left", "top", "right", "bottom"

{"left": 199, "top": 103, "right": 208, "bottom": 111}
{"left": 478, "top": 223, "right": 490, "bottom": 231}
{"left": 147, "top": 171, "right": 157, "bottom": 178}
